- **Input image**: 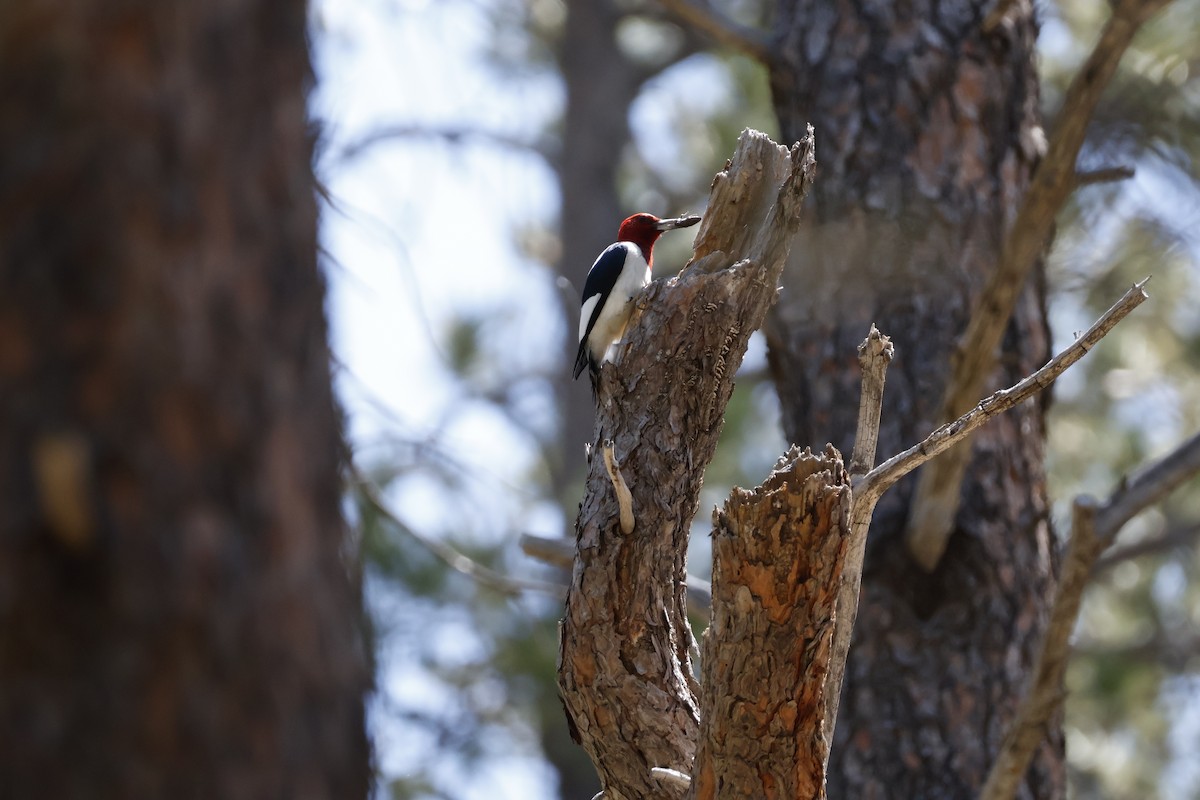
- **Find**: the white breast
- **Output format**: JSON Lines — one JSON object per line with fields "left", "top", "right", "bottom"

{"left": 584, "top": 244, "right": 651, "bottom": 360}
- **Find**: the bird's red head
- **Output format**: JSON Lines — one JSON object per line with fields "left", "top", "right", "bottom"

{"left": 616, "top": 213, "right": 701, "bottom": 267}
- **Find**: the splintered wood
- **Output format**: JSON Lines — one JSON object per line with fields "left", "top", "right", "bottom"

{"left": 558, "top": 128, "right": 816, "bottom": 800}
{"left": 691, "top": 446, "right": 851, "bottom": 800}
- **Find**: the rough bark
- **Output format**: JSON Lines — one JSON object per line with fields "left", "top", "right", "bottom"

{"left": 0, "top": 2, "right": 369, "bottom": 797}
{"left": 766, "top": 0, "right": 1063, "bottom": 796}
{"left": 905, "top": 0, "right": 1177, "bottom": 570}
{"left": 559, "top": 130, "right": 815, "bottom": 800}
{"left": 690, "top": 446, "right": 851, "bottom": 800}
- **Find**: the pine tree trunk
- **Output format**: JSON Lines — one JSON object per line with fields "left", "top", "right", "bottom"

{"left": 0, "top": 2, "right": 369, "bottom": 797}
{"left": 766, "top": 0, "right": 1065, "bottom": 796}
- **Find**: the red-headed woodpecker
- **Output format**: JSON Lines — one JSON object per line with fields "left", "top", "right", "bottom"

{"left": 573, "top": 212, "right": 701, "bottom": 379}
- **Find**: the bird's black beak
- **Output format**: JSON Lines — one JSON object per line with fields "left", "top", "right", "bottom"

{"left": 655, "top": 215, "right": 702, "bottom": 231}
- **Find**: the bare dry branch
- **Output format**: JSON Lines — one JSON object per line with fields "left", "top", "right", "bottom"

{"left": 520, "top": 533, "right": 715, "bottom": 618}
{"left": 1093, "top": 522, "right": 1200, "bottom": 573}
{"left": 905, "top": 0, "right": 1175, "bottom": 571}
{"left": 823, "top": 326, "right": 895, "bottom": 753}
{"left": 655, "top": 0, "right": 774, "bottom": 62}
{"left": 1075, "top": 165, "right": 1136, "bottom": 188}
{"left": 353, "top": 471, "right": 566, "bottom": 599}
{"left": 1075, "top": 633, "right": 1200, "bottom": 671}
{"left": 979, "top": 497, "right": 1104, "bottom": 800}
{"left": 982, "top": 429, "right": 1200, "bottom": 799}
{"left": 848, "top": 326, "right": 894, "bottom": 478}
{"left": 1096, "top": 430, "right": 1200, "bottom": 541}
{"left": 519, "top": 532, "right": 575, "bottom": 570}
{"left": 335, "top": 123, "right": 557, "bottom": 166}
{"left": 863, "top": 279, "right": 1149, "bottom": 509}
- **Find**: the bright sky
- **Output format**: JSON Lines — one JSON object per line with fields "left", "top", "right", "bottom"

{"left": 313, "top": 0, "right": 558, "bottom": 432}
{"left": 310, "top": 1, "right": 567, "bottom": 795}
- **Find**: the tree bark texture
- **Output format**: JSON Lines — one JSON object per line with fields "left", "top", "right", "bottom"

{"left": 690, "top": 446, "right": 851, "bottom": 800}
{"left": 0, "top": 2, "right": 369, "bottom": 797}
{"left": 559, "top": 130, "right": 815, "bottom": 800}
{"left": 766, "top": 0, "right": 1062, "bottom": 797}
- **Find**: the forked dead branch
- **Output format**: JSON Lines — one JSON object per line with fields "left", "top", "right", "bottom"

{"left": 559, "top": 128, "right": 816, "bottom": 800}
{"left": 558, "top": 129, "right": 1159, "bottom": 800}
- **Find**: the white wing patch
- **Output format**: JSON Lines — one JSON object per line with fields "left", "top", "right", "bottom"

{"left": 578, "top": 294, "right": 601, "bottom": 343}
{"left": 577, "top": 242, "right": 652, "bottom": 370}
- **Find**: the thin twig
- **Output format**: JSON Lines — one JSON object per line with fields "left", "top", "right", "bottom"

{"left": 1095, "top": 430, "right": 1200, "bottom": 541}
{"left": 519, "top": 532, "right": 574, "bottom": 569}
{"left": 353, "top": 470, "right": 566, "bottom": 599}
{"left": 335, "top": 123, "right": 556, "bottom": 166}
{"left": 905, "top": 0, "right": 1175, "bottom": 571}
{"left": 824, "top": 326, "right": 895, "bottom": 752}
{"left": 1093, "top": 522, "right": 1200, "bottom": 573}
{"left": 980, "top": 428, "right": 1200, "bottom": 800}
{"left": 655, "top": 0, "right": 774, "bottom": 62}
{"left": 520, "top": 532, "right": 715, "bottom": 618}
{"left": 1075, "top": 633, "right": 1200, "bottom": 671}
{"left": 1074, "top": 165, "right": 1136, "bottom": 188}
{"left": 861, "top": 279, "right": 1150, "bottom": 507}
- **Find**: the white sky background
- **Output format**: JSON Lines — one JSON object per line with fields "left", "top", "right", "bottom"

{"left": 312, "top": 0, "right": 559, "bottom": 441}
{"left": 308, "top": 2, "right": 749, "bottom": 792}
{"left": 308, "top": 0, "right": 1200, "bottom": 797}
{"left": 313, "top": 0, "right": 574, "bottom": 549}
{"left": 310, "top": 1, "right": 568, "bottom": 796}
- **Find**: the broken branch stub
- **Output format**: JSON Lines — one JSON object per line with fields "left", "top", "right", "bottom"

{"left": 689, "top": 446, "right": 851, "bottom": 800}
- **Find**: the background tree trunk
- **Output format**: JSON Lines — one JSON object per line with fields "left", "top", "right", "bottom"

{"left": 553, "top": 0, "right": 635, "bottom": 508}
{"left": 766, "top": 0, "right": 1064, "bottom": 796}
{"left": 0, "top": 2, "right": 369, "bottom": 797}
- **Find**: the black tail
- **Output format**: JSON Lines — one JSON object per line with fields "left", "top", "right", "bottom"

{"left": 572, "top": 341, "right": 592, "bottom": 380}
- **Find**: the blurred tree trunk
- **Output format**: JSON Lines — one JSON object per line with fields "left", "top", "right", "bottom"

{"left": 766, "top": 0, "right": 1063, "bottom": 796}
{"left": 0, "top": 2, "right": 369, "bottom": 798}
{"left": 553, "top": 0, "right": 631, "bottom": 510}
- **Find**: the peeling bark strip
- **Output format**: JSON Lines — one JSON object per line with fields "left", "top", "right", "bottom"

{"left": 690, "top": 446, "right": 851, "bottom": 800}
{"left": 559, "top": 129, "right": 815, "bottom": 800}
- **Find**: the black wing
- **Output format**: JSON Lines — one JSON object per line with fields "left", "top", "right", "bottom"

{"left": 573, "top": 243, "right": 631, "bottom": 379}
